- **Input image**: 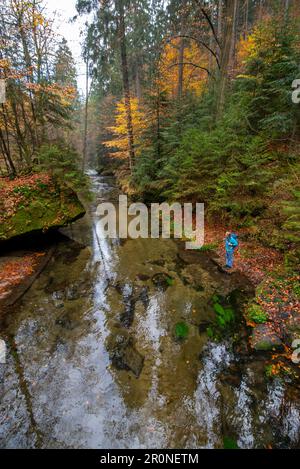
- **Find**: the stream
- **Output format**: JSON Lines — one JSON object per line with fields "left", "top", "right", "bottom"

{"left": 0, "top": 171, "right": 299, "bottom": 449}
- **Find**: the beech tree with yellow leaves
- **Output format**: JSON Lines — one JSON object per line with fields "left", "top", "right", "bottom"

{"left": 104, "top": 97, "right": 147, "bottom": 160}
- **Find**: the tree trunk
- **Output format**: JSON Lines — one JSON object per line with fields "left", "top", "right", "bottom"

{"left": 208, "top": 30, "right": 213, "bottom": 74}
{"left": 116, "top": 0, "right": 135, "bottom": 172}
{"left": 244, "top": 0, "right": 249, "bottom": 38}
{"left": 229, "top": 0, "right": 238, "bottom": 68}
{"left": 284, "top": 0, "right": 290, "bottom": 20}
{"left": 16, "top": 8, "right": 38, "bottom": 151}
{"left": 258, "top": 0, "right": 264, "bottom": 21}
{"left": 135, "top": 65, "right": 142, "bottom": 100}
{"left": 82, "top": 56, "right": 89, "bottom": 172}
{"left": 0, "top": 106, "right": 16, "bottom": 176}
{"left": 177, "top": 38, "right": 185, "bottom": 99}
{"left": 156, "top": 89, "right": 161, "bottom": 159}
{"left": 217, "top": 0, "right": 223, "bottom": 56}
{"left": 216, "top": 0, "right": 237, "bottom": 118}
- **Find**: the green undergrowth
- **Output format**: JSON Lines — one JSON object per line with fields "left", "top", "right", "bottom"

{"left": 245, "top": 303, "right": 268, "bottom": 324}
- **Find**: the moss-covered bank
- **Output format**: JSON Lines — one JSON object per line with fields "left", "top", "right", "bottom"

{"left": 0, "top": 173, "right": 85, "bottom": 242}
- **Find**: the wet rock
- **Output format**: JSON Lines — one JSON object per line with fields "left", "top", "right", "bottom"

{"left": 113, "top": 281, "right": 124, "bottom": 295}
{"left": 149, "top": 259, "right": 165, "bottom": 267}
{"left": 152, "top": 273, "right": 174, "bottom": 291}
{"left": 180, "top": 266, "right": 205, "bottom": 291}
{"left": 232, "top": 339, "right": 251, "bottom": 357}
{"left": 217, "top": 265, "right": 236, "bottom": 275}
{"left": 285, "top": 311, "right": 300, "bottom": 335}
{"left": 65, "top": 285, "right": 80, "bottom": 301}
{"left": 120, "top": 300, "right": 135, "bottom": 328}
{"left": 283, "top": 312, "right": 300, "bottom": 346}
{"left": 121, "top": 346, "right": 144, "bottom": 378}
{"left": 251, "top": 324, "right": 283, "bottom": 351}
{"left": 120, "top": 285, "right": 149, "bottom": 328}
{"left": 219, "top": 371, "right": 241, "bottom": 388}
{"left": 177, "top": 250, "right": 201, "bottom": 265}
{"left": 106, "top": 329, "right": 130, "bottom": 356}
{"left": 134, "top": 300, "right": 146, "bottom": 319}
{"left": 101, "top": 168, "right": 114, "bottom": 176}
{"left": 106, "top": 329, "right": 144, "bottom": 378}
{"left": 138, "top": 286, "right": 149, "bottom": 306}
{"left": 136, "top": 274, "right": 150, "bottom": 281}
{"left": 55, "top": 313, "right": 79, "bottom": 331}
{"left": 198, "top": 321, "right": 212, "bottom": 333}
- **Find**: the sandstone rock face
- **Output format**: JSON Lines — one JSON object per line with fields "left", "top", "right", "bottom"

{"left": 0, "top": 174, "right": 85, "bottom": 243}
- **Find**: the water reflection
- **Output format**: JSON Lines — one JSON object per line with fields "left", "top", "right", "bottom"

{"left": 0, "top": 174, "right": 299, "bottom": 449}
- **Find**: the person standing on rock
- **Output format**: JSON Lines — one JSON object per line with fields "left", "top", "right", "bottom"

{"left": 225, "top": 231, "right": 239, "bottom": 269}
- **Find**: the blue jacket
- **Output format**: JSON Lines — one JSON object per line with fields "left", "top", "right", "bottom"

{"left": 225, "top": 233, "right": 239, "bottom": 253}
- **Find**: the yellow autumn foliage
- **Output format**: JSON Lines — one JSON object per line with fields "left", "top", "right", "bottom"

{"left": 104, "top": 97, "right": 147, "bottom": 159}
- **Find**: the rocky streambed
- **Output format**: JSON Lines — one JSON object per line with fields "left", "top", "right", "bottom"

{"left": 0, "top": 172, "right": 299, "bottom": 449}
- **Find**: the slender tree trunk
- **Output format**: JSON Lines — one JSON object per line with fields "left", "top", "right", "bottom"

{"left": 116, "top": 0, "right": 135, "bottom": 172}
{"left": 258, "top": 0, "right": 264, "bottom": 21}
{"left": 135, "top": 65, "right": 142, "bottom": 100}
{"left": 0, "top": 138, "right": 11, "bottom": 175}
{"left": 0, "top": 107, "right": 16, "bottom": 176}
{"left": 10, "top": 94, "right": 31, "bottom": 166}
{"left": 208, "top": 30, "right": 213, "bottom": 74}
{"left": 244, "top": 0, "right": 249, "bottom": 38}
{"left": 177, "top": 38, "right": 185, "bottom": 99}
{"left": 229, "top": 0, "right": 238, "bottom": 68}
{"left": 217, "top": 0, "right": 223, "bottom": 56}
{"left": 217, "top": 0, "right": 236, "bottom": 118}
{"left": 156, "top": 88, "right": 161, "bottom": 159}
{"left": 284, "top": 0, "right": 290, "bottom": 20}
{"left": 82, "top": 56, "right": 89, "bottom": 172}
{"left": 16, "top": 10, "right": 38, "bottom": 152}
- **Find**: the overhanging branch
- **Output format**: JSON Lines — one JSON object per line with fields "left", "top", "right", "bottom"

{"left": 193, "top": 0, "right": 222, "bottom": 51}
{"left": 165, "top": 34, "right": 220, "bottom": 70}
{"left": 168, "top": 61, "right": 214, "bottom": 79}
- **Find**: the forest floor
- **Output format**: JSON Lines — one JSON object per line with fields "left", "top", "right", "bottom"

{"left": 204, "top": 222, "right": 283, "bottom": 286}
{"left": 204, "top": 222, "right": 300, "bottom": 378}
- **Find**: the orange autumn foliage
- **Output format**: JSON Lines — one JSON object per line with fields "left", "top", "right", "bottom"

{"left": 158, "top": 38, "right": 209, "bottom": 97}
{"left": 0, "top": 252, "right": 45, "bottom": 301}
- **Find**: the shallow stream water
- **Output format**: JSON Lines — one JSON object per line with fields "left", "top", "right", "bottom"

{"left": 0, "top": 172, "right": 299, "bottom": 449}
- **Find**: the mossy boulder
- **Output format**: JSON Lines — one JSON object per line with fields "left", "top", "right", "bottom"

{"left": 0, "top": 174, "right": 85, "bottom": 242}
{"left": 152, "top": 272, "right": 174, "bottom": 290}
{"left": 251, "top": 324, "right": 283, "bottom": 351}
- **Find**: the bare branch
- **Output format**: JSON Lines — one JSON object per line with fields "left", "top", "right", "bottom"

{"left": 168, "top": 62, "right": 214, "bottom": 79}
{"left": 194, "top": 0, "right": 222, "bottom": 50}
{"left": 165, "top": 34, "right": 220, "bottom": 70}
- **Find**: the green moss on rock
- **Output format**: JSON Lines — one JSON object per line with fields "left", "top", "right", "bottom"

{"left": 246, "top": 303, "right": 268, "bottom": 324}
{"left": 0, "top": 177, "right": 85, "bottom": 242}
